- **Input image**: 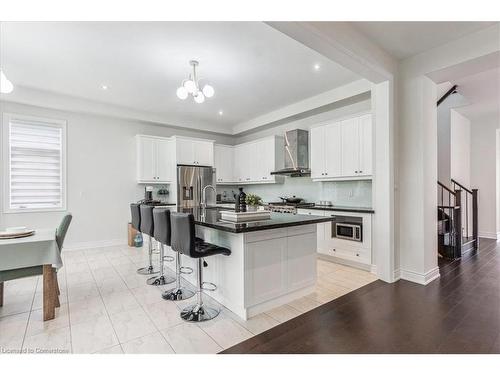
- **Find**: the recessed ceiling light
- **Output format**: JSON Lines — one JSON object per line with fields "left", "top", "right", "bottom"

{"left": 313, "top": 64, "right": 321, "bottom": 71}
{"left": 100, "top": 84, "right": 109, "bottom": 90}
{"left": 218, "top": 110, "right": 224, "bottom": 116}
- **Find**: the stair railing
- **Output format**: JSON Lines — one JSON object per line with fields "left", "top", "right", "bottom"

{"left": 451, "top": 178, "right": 478, "bottom": 249}
{"left": 437, "top": 181, "right": 462, "bottom": 258}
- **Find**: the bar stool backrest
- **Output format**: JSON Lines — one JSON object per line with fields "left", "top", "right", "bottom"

{"left": 130, "top": 203, "right": 141, "bottom": 231}
{"left": 170, "top": 213, "right": 196, "bottom": 257}
{"left": 139, "top": 205, "right": 155, "bottom": 237}
{"left": 153, "top": 208, "right": 171, "bottom": 246}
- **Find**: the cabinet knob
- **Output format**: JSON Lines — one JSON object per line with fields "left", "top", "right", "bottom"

{"left": 332, "top": 248, "right": 336, "bottom": 252}
{"left": 356, "top": 253, "right": 360, "bottom": 257}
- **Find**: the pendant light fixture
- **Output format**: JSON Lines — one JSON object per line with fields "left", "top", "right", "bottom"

{"left": 176, "top": 60, "right": 214, "bottom": 103}
{"left": 0, "top": 70, "right": 14, "bottom": 94}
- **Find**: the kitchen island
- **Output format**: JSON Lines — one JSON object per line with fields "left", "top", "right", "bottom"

{"left": 163, "top": 208, "right": 335, "bottom": 320}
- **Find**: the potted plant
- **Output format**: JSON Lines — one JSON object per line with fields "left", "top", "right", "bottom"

{"left": 245, "top": 193, "right": 262, "bottom": 212}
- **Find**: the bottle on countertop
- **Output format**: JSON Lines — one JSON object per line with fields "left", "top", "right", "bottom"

{"left": 238, "top": 187, "right": 247, "bottom": 212}
{"left": 235, "top": 193, "right": 240, "bottom": 212}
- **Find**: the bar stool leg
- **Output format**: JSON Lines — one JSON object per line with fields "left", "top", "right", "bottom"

{"left": 180, "top": 258, "right": 219, "bottom": 322}
{"left": 147, "top": 244, "right": 175, "bottom": 285}
{"left": 162, "top": 252, "right": 195, "bottom": 301}
{"left": 137, "top": 236, "right": 159, "bottom": 275}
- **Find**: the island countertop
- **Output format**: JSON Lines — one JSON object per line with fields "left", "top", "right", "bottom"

{"left": 175, "top": 207, "right": 335, "bottom": 234}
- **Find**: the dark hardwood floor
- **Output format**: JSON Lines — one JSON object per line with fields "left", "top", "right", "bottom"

{"left": 223, "top": 238, "right": 499, "bottom": 354}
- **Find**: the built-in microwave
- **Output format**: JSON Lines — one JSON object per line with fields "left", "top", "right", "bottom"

{"left": 331, "top": 215, "right": 363, "bottom": 242}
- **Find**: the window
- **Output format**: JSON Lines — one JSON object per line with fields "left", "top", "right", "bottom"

{"left": 2, "top": 113, "right": 67, "bottom": 212}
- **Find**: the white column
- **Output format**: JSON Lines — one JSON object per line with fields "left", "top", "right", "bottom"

{"left": 398, "top": 75, "right": 440, "bottom": 284}
{"left": 371, "top": 80, "right": 397, "bottom": 282}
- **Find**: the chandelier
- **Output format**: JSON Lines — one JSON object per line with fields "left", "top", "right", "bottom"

{"left": 176, "top": 60, "right": 214, "bottom": 104}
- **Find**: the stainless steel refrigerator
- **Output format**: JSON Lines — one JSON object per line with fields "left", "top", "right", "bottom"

{"left": 177, "top": 165, "right": 216, "bottom": 208}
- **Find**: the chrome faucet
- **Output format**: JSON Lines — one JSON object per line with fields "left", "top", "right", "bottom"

{"left": 201, "top": 184, "right": 216, "bottom": 210}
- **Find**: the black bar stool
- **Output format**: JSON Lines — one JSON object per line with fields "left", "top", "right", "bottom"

{"left": 169, "top": 213, "right": 231, "bottom": 322}
{"left": 147, "top": 208, "right": 176, "bottom": 286}
{"left": 136, "top": 205, "right": 159, "bottom": 275}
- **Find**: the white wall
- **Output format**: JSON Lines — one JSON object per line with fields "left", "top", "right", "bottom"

{"left": 470, "top": 117, "right": 499, "bottom": 238}
{"left": 0, "top": 101, "right": 233, "bottom": 249}
{"left": 450, "top": 110, "right": 471, "bottom": 187}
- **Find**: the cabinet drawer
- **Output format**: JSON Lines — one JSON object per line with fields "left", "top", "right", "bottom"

{"left": 297, "top": 209, "right": 325, "bottom": 216}
{"left": 326, "top": 245, "right": 371, "bottom": 265}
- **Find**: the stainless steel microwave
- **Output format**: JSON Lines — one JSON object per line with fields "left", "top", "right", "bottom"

{"left": 331, "top": 215, "right": 363, "bottom": 242}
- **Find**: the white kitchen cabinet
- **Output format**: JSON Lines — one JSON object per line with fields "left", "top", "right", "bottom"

{"left": 310, "top": 125, "right": 326, "bottom": 179}
{"left": 340, "top": 117, "right": 360, "bottom": 177}
{"left": 358, "top": 114, "right": 373, "bottom": 177}
{"left": 214, "top": 136, "right": 284, "bottom": 185}
{"left": 214, "top": 144, "right": 234, "bottom": 184}
{"left": 136, "top": 135, "right": 175, "bottom": 183}
{"left": 311, "top": 113, "right": 372, "bottom": 181}
{"left": 174, "top": 136, "right": 214, "bottom": 166}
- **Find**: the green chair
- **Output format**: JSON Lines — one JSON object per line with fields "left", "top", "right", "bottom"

{"left": 0, "top": 214, "right": 72, "bottom": 308}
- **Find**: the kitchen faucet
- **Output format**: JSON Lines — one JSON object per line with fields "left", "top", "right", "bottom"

{"left": 201, "top": 184, "right": 216, "bottom": 210}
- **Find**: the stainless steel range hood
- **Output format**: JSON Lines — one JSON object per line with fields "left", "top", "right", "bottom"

{"left": 271, "top": 129, "right": 310, "bottom": 177}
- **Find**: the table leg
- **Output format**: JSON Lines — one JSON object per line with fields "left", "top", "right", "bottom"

{"left": 0, "top": 282, "right": 4, "bottom": 307}
{"left": 43, "top": 265, "right": 56, "bottom": 321}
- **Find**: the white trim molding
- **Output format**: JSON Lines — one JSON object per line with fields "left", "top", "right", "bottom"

{"left": 63, "top": 239, "right": 127, "bottom": 251}
{"left": 400, "top": 267, "right": 440, "bottom": 285}
{"left": 393, "top": 268, "right": 401, "bottom": 281}
{"left": 479, "top": 231, "right": 499, "bottom": 240}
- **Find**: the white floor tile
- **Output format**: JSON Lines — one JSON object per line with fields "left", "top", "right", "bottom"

{"left": 121, "top": 331, "right": 174, "bottom": 354}
{"left": 22, "top": 326, "right": 71, "bottom": 354}
{"left": 67, "top": 281, "right": 100, "bottom": 303}
{"left": 68, "top": 296, "right": 107, "bottom": 325}
{"left": 0, "top": 292, "right": 34, "bottom": 317}
{"left": 161, "top": 323, "right": 222, "bottom": 354}
{"left": 101, "top": 290, "right": 140, "bottom": 315}
{"left": 198, "top": 312, "right": 253, "bottom": 349}
{"left": 109, "top": 307, "right": 157, "bottom": 343}
{"left": 143, "top": 300, "right": 184, "bottom": 330}
{"left": 287, "top": 296, "right": 322, "bottom": 313}
{"left": 266, "top": 304, "right": 302, "bottom": 323}
{"left": 95, "top": 344, "right": 123, "bottom": 354}
{"left": 71, "top": 316, "right": 119, "bottom": 354}
{"left": 227, "top": 312, "right": 280, "bottom": 335}
{"left": 0, "top": 312, "right": 29, "bottom": 351}
{"left": 25, "top": 304, "right": 70, "bottom": 337}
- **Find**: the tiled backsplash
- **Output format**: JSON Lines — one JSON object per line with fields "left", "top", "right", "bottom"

{"left": 217, "top": 178, "right": 372, "bottom": 207}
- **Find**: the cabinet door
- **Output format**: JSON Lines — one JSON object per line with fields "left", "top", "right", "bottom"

{"left": 358, "top": 114, "right": 372, "bottom": 176}
{"left": 341, "top": 118, "right": 359, "bottom": 177}
{"left": 310, "top": 126, "right": 325, "bottom": 179}
{"left": 194, "top": 141, "right": 214, "bottom": 166}
{"left": 234, "top": 146, "right": 243, "bottom": 183}
{"left": 240, "top": 143, "right": 254, "bottom": 183}
{"left": 137, "top": 136, "right": 156, "bottom": 181}
{"left": 255, "top": 139, "right": 274, "bottom": 182}
{"left": 214, "top": 145, "right": 233, "bottom": 183}
{"left": 176, "top": 138, "right": 195, "bottom": 165}
{"left": 287, "top": 232, "right": 317, "bottom": 290}
{"left": 156, "top": 139, "right": 175, "bottom": 182}
{"left": 324, "top": 122, "right": 342, "bottom": 178}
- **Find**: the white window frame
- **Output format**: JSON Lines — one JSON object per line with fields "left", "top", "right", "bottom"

{"left": 2, "top": 113, "right": 67, "bottom": 214}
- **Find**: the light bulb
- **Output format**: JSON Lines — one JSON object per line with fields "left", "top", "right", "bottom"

{"left": 194, "top": 92, "right": 205, "bottom": 104}
{"left": 176, "top": 86, "right": 188, "bottom": 100}
{"left": 202, "top": 84, "right": 214, "bottom": 98}
{"left": 0, "top": 71, "right": 14, "bottom": 94}
{"left": 183, "top": 79, "right": 196, "bottom": 94}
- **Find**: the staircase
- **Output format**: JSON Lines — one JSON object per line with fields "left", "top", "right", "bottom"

{"left": 437, "top": 179, "right": 478, "bottom": 260}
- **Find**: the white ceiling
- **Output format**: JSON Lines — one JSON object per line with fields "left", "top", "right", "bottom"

{"left": 453, "top": 68, "right": 500, "bottom": 123}
{"left": 0, "top": 22, "right": 360, "bottom": 134}
{"left": 352, "top": 22, "right": 497, "bottom": 60}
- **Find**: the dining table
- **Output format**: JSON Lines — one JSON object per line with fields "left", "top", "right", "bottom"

{"left": 0, "top": 228, "right": 62, "bottom": 321}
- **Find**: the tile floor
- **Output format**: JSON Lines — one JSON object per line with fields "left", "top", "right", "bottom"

{"left": 0, "top": 245, "right": 377, "bottom": 354}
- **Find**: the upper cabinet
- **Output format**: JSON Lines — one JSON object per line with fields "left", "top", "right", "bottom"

{"left": 214, "top": 144, "right": 234, "bottom": 183}
{"left": 310, "top": 113, "right": 373, "bottom": 181}
{"left": 174, "top": 137, "right": 214, "bottom": 166}
{"left": 214, "top": 136, "right": 284, "bottom": 185}
{"left": 136, "top": 135, "right": 175, "bottom": 183}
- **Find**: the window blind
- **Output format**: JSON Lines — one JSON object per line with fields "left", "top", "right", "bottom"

{"left": 8, "top": 118, "right": 64, "bottom": 210}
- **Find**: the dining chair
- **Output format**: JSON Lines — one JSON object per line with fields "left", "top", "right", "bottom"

{"left": 0, "top": 213, "right": 72, "bottom": 308}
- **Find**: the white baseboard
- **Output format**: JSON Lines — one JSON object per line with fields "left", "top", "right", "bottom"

{"left": 400, "top": 266, "right": 440, "bottom": 285}
{"left": 479, "top": 231, "right": 498, "bottom": 240}
{"left": 393, "top": 268, "right": 401, "bottom": 281}
{"left": 64, "top": 239, "right": 127, "bottom": 251}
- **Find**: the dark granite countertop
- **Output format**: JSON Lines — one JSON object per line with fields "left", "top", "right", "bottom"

{"left": 177, "top": 207, "right": 335, "bottom": 234}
